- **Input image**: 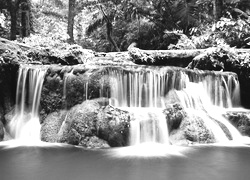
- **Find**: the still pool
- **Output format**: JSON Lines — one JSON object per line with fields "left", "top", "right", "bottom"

{"left": 0, "top": 143, "right": 250, "bottom": 180}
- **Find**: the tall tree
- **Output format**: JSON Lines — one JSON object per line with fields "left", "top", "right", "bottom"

{"left": 213, "top": 0, "right": 224, "bottom": 21}
{"left": 5, "top": 0, "right": 32, "bottom": 40}
{"left": 98, "top": 3, "right": 120, "bottom": 52}
{"left": 20, "top": 0, "right": 31, "bottom": 38}
{"left": 6, "top": 0, "right": 19, "bottom": 40}
{"left": 67, "top": 0, "right": 76, "bottom": 44}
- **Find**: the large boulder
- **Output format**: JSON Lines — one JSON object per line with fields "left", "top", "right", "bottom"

{"left": 163, "top": 92, "right": 216, "bottom": 145}
{"left": 26, "top": 44, "right": 95, "bottom": 65}
{"left": 0, "top": 37, "right": 30, "bottom": 64}
{"left": 96, "top": 105, "right": 131, "bottom": 147}
{"left": 40, "top": 65, "right": 110, "bottom": 121}
{"left": 41, "top": 99, "right": 132, "bottom": 148}
{"left": 41, "top": 99, "right": 110, "bottom": 148}
{"left": 55, "top": 100, "right": 109, "bottom": 148}
{"left": 163, "top": 103, "right": 186, "bottom": 132}
{"left": 223, "top": 110, "right": 250, "bottom": 136}
{"left": 40, "top": 110, "right": 68, "bottom": 142}
{"left": 40, "top": 66, "right": 64, "bottom": 122}
{"left": 169, "top": 113, "right": 216, "bottom": 145}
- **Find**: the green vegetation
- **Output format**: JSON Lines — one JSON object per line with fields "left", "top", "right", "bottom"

{"left": 0, "top": 0, "right": 250, "bottom": 52}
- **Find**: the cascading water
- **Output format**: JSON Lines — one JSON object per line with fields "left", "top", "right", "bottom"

{"left": 106, "top": 66, "right": 244, "bottom": 145}
{"left": 62, "top": 68, "right": 74, "bottom": 109}
{"left": 7, "top": 64, "right": 245, "bottom": 146}
{"left": 107, "top": 67, "right": 174, "bottom": 145}
{"left": 8, "top": 65, "right": 47, "bottom": 142}
{"left": 174, "top": 71, "right": 245, "bottom": 142}
{"left": 129, "top": 108, "right": 169, "bottom": 145}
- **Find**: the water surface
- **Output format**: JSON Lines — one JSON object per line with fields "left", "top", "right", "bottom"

{"left": 0, "top": 143, "right": 250, "bottom": 180}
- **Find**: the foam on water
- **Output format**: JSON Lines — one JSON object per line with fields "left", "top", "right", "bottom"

{"left": 109, "top": 143, "right": 189, "bottom": 158}
{"left": 0, "top": 139, "right": 74, "bottom": 149}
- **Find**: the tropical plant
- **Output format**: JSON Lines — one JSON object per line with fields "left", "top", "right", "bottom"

{"left": 169, "top": 17, "right": 250, "bottom": 49}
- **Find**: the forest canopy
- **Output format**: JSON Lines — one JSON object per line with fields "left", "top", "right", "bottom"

{"left": 0, "top": 0, "right": 250, "bottom": 52}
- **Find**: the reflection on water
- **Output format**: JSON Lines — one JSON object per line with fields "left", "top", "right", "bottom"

{"left": 0, "top": 143, "right": 250, "bottom": 180}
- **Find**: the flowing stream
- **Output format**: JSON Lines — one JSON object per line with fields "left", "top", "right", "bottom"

{"left": 106, "top": 66, "right": 245, "bottom": 145}
{"left": 8, "top": 65, "right": 47, "bottom": 142}
{"left": 2, "top": 65, "right": 250, "bottom": 180}
{"left": 6, "top": 65, "right": 248, "bottom": 146}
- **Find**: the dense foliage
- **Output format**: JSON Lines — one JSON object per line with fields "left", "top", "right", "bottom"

{"left": 0, "top": 0, "right": 250, "bottom": 51}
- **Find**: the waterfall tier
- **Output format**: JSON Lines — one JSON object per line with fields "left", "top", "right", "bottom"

{"left": 6, "top": 65, "right": 248, "bottom": 146}
{"left": 105, "top": 66, "right": 240, "bottom": 108}
{"left": 8, "top": 65, "right": 47, "bottom": 141}
{"left": 102, "top": 66, "right": 241, "bottom": 144}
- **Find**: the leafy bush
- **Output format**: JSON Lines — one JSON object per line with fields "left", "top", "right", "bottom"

{"left": 0, "top": 11, "right": 10, "bottom": 39}
{"left": 212, "top": 18, "right": 250, "bottom": 48}
{"left": 189, "top": 46, "right": 250, "bottom": 72}
{"left": 17, "top": 3, "right": 69, "bottom": 49}
{"left": 169, "top": 18, "right": 250, "bottom": 50}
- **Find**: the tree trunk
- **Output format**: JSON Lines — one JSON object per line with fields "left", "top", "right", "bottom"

{"left": 213, "top": 0, "right": 223, "bottom": 21}
{"left": 67, "top": 0, "right": 76, "bottom": 44}
{"left": 7, "top": 0, "right": 18, "bottom": 40}
{"left": 106, "top": 21, "right": 120, "bottom": 52}
{"left": 10, "top": 9, "right": 17, "bottom": 40}
{"left": 20, "top": 0, "right": 31, "bottom": 38}
{"left": 98, "top": 4, "right": 120, "bottom": 52}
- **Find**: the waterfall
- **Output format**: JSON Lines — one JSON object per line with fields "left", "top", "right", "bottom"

{"left": 62, "top": 68, "right": 74, "bottom": 109}
{"left": 129, "top": 108, "right": 169, "bottom": 145}
{"left": 8, "top": 65, "right": 47, "bottom": 141}
{"left": 107, "top": 66, "right": 243, "bottom": 145}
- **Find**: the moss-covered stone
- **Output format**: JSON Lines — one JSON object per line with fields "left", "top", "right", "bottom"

{"left": 40, "top": 99, "right": 132, "bottom": 148}
{"left": 40, "top": 110, "right": 67, "bottom": 142}
{"left": 97, "top": 105, "right": 131, "bottom": 147}
{"left": 223, "top": 111, "right": 250, "bottom": 136}
{"left": 169, "top": 112, "right": 216, "bottom": 145}
{"left": 163, "top": 103, "right": 187, "bottom": 132}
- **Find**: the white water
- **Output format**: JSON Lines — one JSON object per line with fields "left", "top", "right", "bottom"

{"left": 62, "top": 68, "right": 74, "bottom": 109}
{"left": 107, "top": 67, "right": 245, "bottom": 145}
{"left": 6, "top": 65, "right": 247, "bottom": 147}
{"left": 175, "top": 78, "right": 243, "bottom": 142}
{"left": 128, "top": 108, "right": 169, "bottom": 145}
{"left": 8, "top": 65, "right": 47, "bottom": 142}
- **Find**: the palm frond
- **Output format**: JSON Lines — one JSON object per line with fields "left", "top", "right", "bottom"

{"left": 86, "top": 17, "right": 105, "bottom": 36}
{"left": 174, "top": 0, "right": 199, "bottom": 28}
{"left": 225, "top": 0, "right": 250, "bottom": 7}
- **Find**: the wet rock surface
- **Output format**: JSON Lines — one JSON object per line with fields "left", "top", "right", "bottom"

{"left": 41, "top": 99, "right": 130, "bottom": 148}
{"left": 40, "top": 65, "right": 111, "bottom": 121}
{"left": 97, "top": 105, "right": 130, "bottom": 147}
{"left": 169, "top": 114, "right": 216, "bottom": 145}
{"left": 223, "top": 110, "right": 250, "bottom": 136}
{"left": 0, "top": 64, "right": 18, "bottom": 126}
{"left": 40, "top": 110, "right": 67, "bottom": 143}
{"left": 128, "top": 47, "right": 203, "bottom": 67}
{"left": 163, "top": 103, "right": 186, "bottom": 132}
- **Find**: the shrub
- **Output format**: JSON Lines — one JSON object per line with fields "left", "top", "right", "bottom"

{"left": 169, "top": 18, "right": 250, "bottom": 50}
